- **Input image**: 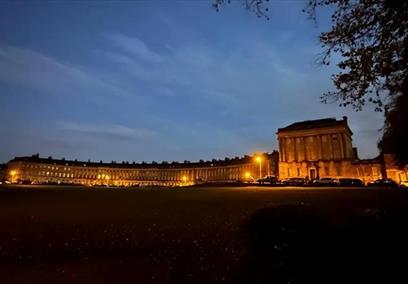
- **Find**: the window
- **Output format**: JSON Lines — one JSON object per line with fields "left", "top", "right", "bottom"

{"left": 372, "top": 167, "right": 379, "bottom": 176}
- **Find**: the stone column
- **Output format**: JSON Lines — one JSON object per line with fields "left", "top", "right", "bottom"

{"left": 329, "top": 135, "right": 334, "bottom": 160}
{"left": 303, "top": 137, "right": 307, "bottom": 161}
{"left": 294, "top": 137, "right": 298, "bottom": 162}
{"left": 339, "top": 134, "right": 345, "bottom": 159}
{"left": 279, "top": 138, "right": 283, "bottom": 162}
{"left": 318, "top": 135, "right": 323, "bottom": 160}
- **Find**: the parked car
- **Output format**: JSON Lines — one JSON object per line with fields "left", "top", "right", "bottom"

{"left": 367, "top": 179, "right": 399, "bottom": 188}
{"left": 338, "top": 178, "right": 365, "bottom": 187}
{"left": 400, "top": 181, "right": 408, "bottom": 188}
{"left": 257, "top": 175, "right": 278, "bottom": 185}
{"left": 282, "top": 177, "right": 308, "bottom": 186}
{"left": 312, "top": 178, "right": 339, "bottom": 187}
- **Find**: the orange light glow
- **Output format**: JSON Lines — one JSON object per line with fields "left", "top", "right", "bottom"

{"left": 244, "top": 172, "right": 251, "bottom": 179}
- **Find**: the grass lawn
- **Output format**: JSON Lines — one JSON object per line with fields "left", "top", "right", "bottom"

{"left": 1, "top": 185, "right": 407, "bottom": 283}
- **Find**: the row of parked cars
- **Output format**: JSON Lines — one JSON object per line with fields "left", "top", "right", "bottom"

{"left": 256, "top": 175, "right": 408, "bottom": 188}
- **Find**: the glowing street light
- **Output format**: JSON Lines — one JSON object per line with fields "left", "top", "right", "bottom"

{"left": 182, "top": 175, "right": 187, "bottom": 182}
{"left": 244, "top": 172, "right": 251, "bottom": 179}
{"left": 10, "top": 170, "right": 16, "bottom": 183}
{"left": 254, "top": 155, "right": 262, "bottom": 179}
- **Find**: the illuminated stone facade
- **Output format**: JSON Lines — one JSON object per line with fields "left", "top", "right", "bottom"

{"left": 277, "top": 117, "right": 356, "bottom": 180}
{"left": 277, "top": 116, "right": 407, "bottom": 184}
{"left": 4, "top": 117, "right": 407, "bottom": 187}
{"left": 383, "top": 154, "right": 408, "bottom": 184}
{"left": 5, "top": 153, "right": 278, "bottom": 187}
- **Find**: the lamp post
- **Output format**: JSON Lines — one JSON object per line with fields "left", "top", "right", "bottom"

{"left": 255, "top": 156, "right": 262, "bottom": 179}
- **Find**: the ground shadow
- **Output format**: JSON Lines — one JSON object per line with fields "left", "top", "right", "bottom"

{"left": 239, "top": 204, "right": 408, "bottom": 284}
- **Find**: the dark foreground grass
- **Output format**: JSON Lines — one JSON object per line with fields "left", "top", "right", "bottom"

{"left": 0, "top": 185, "right": 408, "bottom": 284}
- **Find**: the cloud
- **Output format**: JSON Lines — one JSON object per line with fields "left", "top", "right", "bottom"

{"left": 106, "top": 33, "right": 162, "bottom": 63}
{"left": 59, "top": 122, "right": 158, "bottom": 140}
{"left": 95, "top": 32, "right": 385, "bottom": 159}
{"left": 0, "top": 36, "right": 384, "bottom": 161}
{"left": 0, "top": 45, "right": 131, "bottom": 98}
{"left": 95, "top": 50, "right": 134, "bottom": 64}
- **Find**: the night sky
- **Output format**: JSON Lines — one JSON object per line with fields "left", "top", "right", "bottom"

{"left": 0, "top": 1, "right": 384, "bottom": 164}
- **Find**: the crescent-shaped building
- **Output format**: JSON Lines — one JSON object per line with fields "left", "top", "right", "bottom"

{"left": 3, "top": 117, "right": 407, "bottom": 186}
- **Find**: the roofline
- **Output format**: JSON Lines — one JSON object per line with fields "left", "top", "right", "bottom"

{"left": 8, "top": 151, "right": 279, "bottom": 169}
{"left": 277, "top": 117, "right": 353, "bottom": 136}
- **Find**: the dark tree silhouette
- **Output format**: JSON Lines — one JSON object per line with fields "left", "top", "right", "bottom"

{"left": 304, "top": 0, "right": 408, "bottom": 113}
{"left": 307, "top": 0, "right": 408, "bottom": 167}
{"left": 213, "top": 0, "right": 270, "bottom": 19}
{"left": 214, "top": 0, "right": 408, "bottom": 166}
{"left": 379, "top": 93, "right": 408, "bottom": 167}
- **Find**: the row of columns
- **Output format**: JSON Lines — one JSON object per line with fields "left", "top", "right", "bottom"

{"left": 279, "top": 133, "right": 350, "bottom": 163}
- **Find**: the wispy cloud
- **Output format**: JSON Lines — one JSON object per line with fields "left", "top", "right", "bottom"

{"left": 59, "top": 122, "right": 158, "bottom": 140}
{"left": 106, "top": 33, "right": 162, "bottom": 63}
{"left": 96, "top": 32, "right": 385, "bottom": 158}
{"left": 0, "top": 45, "right": 131, "bottom": 98}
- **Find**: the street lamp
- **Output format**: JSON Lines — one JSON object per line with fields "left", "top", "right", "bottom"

{"left": 255, "top": 156, "right": 262, "bottom": 179}
{"left": 10, "top": 170, "right": 16, "bottom": 183}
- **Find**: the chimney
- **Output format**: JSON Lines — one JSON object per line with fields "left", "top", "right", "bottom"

{"left": 343, "top": 116, "right": 348, "bottom": 123}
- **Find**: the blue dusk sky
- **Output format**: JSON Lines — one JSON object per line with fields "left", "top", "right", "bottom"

{"left": 0, "top": 1, "right": 384, "bottom": 163}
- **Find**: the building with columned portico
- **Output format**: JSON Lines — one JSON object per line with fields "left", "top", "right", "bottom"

{"left": 277, "top": 116, "right": 356, "bottom": 180}
{"left": 277, "top": 116, "right": 407, "bottom": 184}
{"left": 3, "top": 117, "right": 407, "bottom": 186}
